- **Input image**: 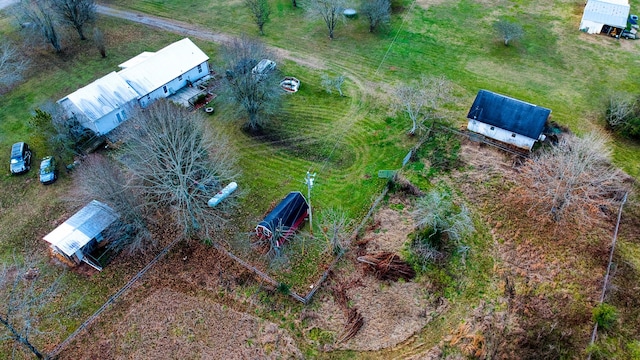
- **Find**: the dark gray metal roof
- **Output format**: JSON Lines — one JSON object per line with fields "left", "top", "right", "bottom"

{"left": 467, "top": 90, "right": 551, "bottom": 139}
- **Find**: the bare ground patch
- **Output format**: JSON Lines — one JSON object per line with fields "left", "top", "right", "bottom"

{"left": 304, "top": 194, "right": 442, "bottom": 352}
{"left": 65, "top": 288, "right": 302, "bottom": 360}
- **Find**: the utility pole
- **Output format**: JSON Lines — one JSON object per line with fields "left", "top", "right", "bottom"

{"left": 305, "top": 171, "right": 316, "bottom": 236}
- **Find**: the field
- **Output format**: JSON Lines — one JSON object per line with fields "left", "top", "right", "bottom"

{"left": 1, "top": 0, "right": 640, "bottom": 358}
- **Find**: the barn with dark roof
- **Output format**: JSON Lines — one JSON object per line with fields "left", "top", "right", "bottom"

{"left": 466, "top": 90, "right": 551, "bottom": 151}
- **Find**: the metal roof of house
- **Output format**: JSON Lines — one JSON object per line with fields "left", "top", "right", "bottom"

{"left": 118, "top": 38, "right": 209, "bottom": 96}
{"left": 59, "top": 72, "right": 139, "bottom": 122}
{"left": 467, "top": 90, "right": 551, "bottom": 139}
{"left": 43, "top": 200, "right": 119, "bottom": 257}
{"left": 118, "top": 52, "right": 155, "bottom": 69}
{"left": 582, "top": 0, "right": 630, "bottom": 29}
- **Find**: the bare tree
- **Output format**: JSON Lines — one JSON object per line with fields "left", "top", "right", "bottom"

{"left": 118, "top": 100, "right": 239, "bottom": 239}
{"left": 321, "top": 73, "right": 345, "bottom": 96}
{"left": 50, "top": 0, "right": 96, "bottom": 40}
{"left": 494, "top": 19, "right": 524, "bottom": 46}
{"left": 16, "top": 0, "right": 62, "bottom": 53}
{"left": 606, "top": 95, "right": 636, "bottom": 129}
{"left": 245, "top": 0, "right": 270, "bottom": 35}
{"left": 360, "top": 0, "right": 390, "bottom": 33}
{"left": 0, "top": 258, "right": 64, "bottom": 359}
{"left": 319, "top": 207, "right": 351, "bottom": 256}
{"left": 92, "top": 27, "right": 106, "bottom": 58}
{"left": 394, "top": 75, "right": 452, "bottom": 135}
{"left": 305, "top": 0, "right": 346, "bottom": 40}
{"left": 72, "top": 154, "right": 154, "bottom": 255}
{"left": 0, "top": 42, "right": 29, "bottom": 93}
{"left": 509, "top": 132, "right": 629, "bottom": 226}
{"left": 220, "top": 36, "right": 282, "bottom": 132}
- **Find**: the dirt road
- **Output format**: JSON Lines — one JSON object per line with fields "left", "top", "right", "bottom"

{"left": 95, "top": 5, "right": 327, "bottom": 71}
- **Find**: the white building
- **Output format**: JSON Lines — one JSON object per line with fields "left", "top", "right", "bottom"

{"left": 580, "top": 0, "right": 630, "bottom": 35}
{"left": 43, "top": 200, "right": 119, "bottom": 271}
{"left": 466, "top": 90, "right": 551, "bottom": 151}
{"left": 58, "top": 38, "right": 210, "bottom": 135}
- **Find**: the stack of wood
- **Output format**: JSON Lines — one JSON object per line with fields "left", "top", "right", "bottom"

{"left": 357, "top": 252, "right": 416, "bottom": 281}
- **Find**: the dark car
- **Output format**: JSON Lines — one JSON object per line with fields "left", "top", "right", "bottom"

{"left": 10, "top": 142, "right": 32, "bottom": 174}
{"left": 39, "top": 156, "right": 58, "bottom": 184}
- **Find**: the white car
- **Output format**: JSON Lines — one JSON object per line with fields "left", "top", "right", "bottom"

{"left": 252, "top": 59, "right": 276, "bottom": 76}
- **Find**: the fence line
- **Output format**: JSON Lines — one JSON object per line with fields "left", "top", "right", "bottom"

{"left": 46, "top": 234, "right": 184, "bottom": 359}
{"left": 586, "top": 191, "right": 629, "bottom": 359}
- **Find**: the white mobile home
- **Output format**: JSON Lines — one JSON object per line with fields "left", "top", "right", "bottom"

{"left": 58, "top": 38, "right": 210, "bottom": 135}
{"left": 43, "top": 200, "right": 119, "bottom": 271}
{"left": 58, "top": 72, "right": 139, "bottom": 135}
{"left": 580, "top": 0, "right": 630, "bottom": 35}
{"left": 467, "top": 90, "right": 551, "bottom": 151}
{"left": 118, "top": 38, "right": 210, "bottom": 108}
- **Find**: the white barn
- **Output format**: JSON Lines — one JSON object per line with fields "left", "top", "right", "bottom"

{"left": 466, "top": 90, "right": 551, "bottom": 151}
{"left": 580, "top": 0, "right": 630, "bottom": 35}
{"left": 58, "top": 38, "right": 210, "bottom": 135}
{"left": 44, "top": 200, "right": 119, "bottom": 271}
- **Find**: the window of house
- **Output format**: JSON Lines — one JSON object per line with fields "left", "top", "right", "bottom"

{"left": 197, "top": 64, "right": 202, "bottom": 73}
{"left": 163, "top": 86, "right": 168, "bottom": 93}
{"left": 490, "top": 126, "right": 495, "bottom": 130}
{"left": 116, "top": 112, "right": 122, "bottom": 123}
{"left": 511, "top": 133, "right": 516, "bottom": 138}
{"left": 178, "top": 75, "right": 183, "bottom": 81}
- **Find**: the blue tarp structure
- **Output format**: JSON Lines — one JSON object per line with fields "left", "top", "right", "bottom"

{"left": 256, "top": 191, "right": 309, "bottom": 242}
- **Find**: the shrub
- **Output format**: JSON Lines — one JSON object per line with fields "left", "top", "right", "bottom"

{"left": 406, "top": 187, "right": 475, "bottom": 271}
{"left": 606, "top": 95, "right": 640, "bottom": 140}
{"left": 592, "top": 303, "right": 618, "bottom": 331}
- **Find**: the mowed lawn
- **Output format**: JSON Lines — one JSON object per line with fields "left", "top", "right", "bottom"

{"left": 1, "top": 0, "right": 640, "bottom": 357}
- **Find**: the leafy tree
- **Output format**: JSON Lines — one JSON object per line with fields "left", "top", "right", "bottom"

{"left": 0, "top": 42, "right": 29, "bottom": 93}
{"left": 305, "top": 0, "right": 346, "bottom": 40}
{"left": 118, "top": 100, "right": 239, "bottom": 239}
{"left": 50, "top": 0, "right": 96, "bottom": 40}
{"left": 28, "top": 105, "right": 91, "bottom": 158}
{"left": 16, "top": 0, "right": 62, "bottom": 53}
{"left": 72, "top": 154, "right": 154, "bottom": 255}
{"left": 394, "top": 75, "right": 452, "bottom": 135}
{"left": 493, "top": 19, "right": 524, "bottom": 46}
{"left": 220, "top": 36, "right": 282, "bottom": 132}
{"left": 321, "top": 73, "right": 345, "bottom": 96}
{"left": 360, "top": 0, "right": 390, "bottom": 33}
{"left": 509, "top": 132, "right": 629, "bottom": 226}
{"left": 245, "top": 0, "right": 270, "bottom": 35}
{"left": 0, "top": 258, "right": 64, "bottom": 359}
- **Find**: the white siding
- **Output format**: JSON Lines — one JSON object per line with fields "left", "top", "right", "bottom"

{"left": 467, "top": 120, "right": 537, "bottom": 151}
{"left": 138, "top": 62, "right": 209, "bottom": 107}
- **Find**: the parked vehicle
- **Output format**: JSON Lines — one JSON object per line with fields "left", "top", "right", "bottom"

{"left": 39, "top": 156, "right": 58, "bottom": 184}
{"left": 10, "top": 142, "right": 32, "bottom": 174}
{"left": 621, "top": 29, "right": 636, "bottom": 39}
{"left": 252, "top": 59, "right": 276, "bottom": 77}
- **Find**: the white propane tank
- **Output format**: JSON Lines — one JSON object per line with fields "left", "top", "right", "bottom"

{"left": 208, "top": 182, "right": 238, "bottom": 207}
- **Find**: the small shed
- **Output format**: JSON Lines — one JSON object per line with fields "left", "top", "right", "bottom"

{"left": 580, "top": 0, "right": 630, "bottom": 35}
{"left": 43, "top": 200, "right": 119, "bottom": 271}
{"left": 466, "top": 90, "right": 551, "bottom": 151}
{"left": 255, "top": 192, "right": 309, "bottom": 244}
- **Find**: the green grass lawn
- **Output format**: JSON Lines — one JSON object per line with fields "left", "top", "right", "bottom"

{"left": 2, "top": 0, "right": 640, "bottom": 357}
